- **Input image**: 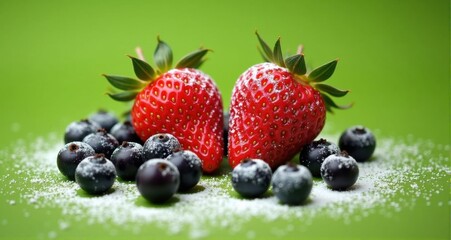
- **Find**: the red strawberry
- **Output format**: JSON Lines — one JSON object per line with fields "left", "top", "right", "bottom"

{"left": 103, "top": 37, "right": 223, "bottom": 173}
{"left": 228, "top": 32, "right": 350, "bottom": 169}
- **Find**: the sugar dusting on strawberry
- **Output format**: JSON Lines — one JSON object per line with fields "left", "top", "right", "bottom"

{"left": 228, "top": 32, "right": 351, "bottom": 169}
{"left": 229, "top": 63, "right": 326, "bottom": 168}
{"left": 103, "top": 38, "right": 223, "bottom": 173}
{"left": 133, "top": 68, "right": 223, "bottom": 172}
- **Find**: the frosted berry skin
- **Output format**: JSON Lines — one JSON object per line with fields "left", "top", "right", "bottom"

{"left": 142, "top": 133, "right": 181, "bottom": 160}
{"left": 136, "top": 159, "right": 180, "bottom": 203}
{"left": 338, "top": 126, "right": 376, "bottom": 162}
{"left": 64, "top": 119, "right": 100, "bottom": 144}
{"left": 320, "top": 152, "right": 359, "bottom": 190}
{"left": 103, "top": 40, "right": 224, "bottom": 173}
{"left": 272, "top": 163, "right": 313, "bottom": 205}
{"left": 110, "top": 141, "right": 144, "bottom": 181}
{"left": 75, "top": 154, "right": 116, "bottom": 195}
{"left": 57, "top": 142, "right": 95, "bottom": 180}
{"left": 299, "top": 139, "right": 340, "bottom": 177}
{"left": 228, "top": 33, "right": 350, "bottom": 171}
{"left": 88, "top": 110, "right": 119, "bottom": 132}
{"left": 132, "top": 68, "right": 224, "bottom": 173}
{"left": 110, "top": 121, "right": 143, "bottom": 145}
{"left": 229, "top": 63, "right": 326, "bottom": 169}
{"left": 83, "top": 129, "right": 119, "bottom": 159}
{"left": 231, "top": 159, "right": 272, "bottom": 198}
{"left": 166, "top": 150, "right": 203, "bottom": 192}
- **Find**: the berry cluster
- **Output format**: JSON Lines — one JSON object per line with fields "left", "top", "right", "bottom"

{"left": 58, "top": 110, "right": 202, "bottom": 203}
{"left": 231, "top": 125, "right": 376, "bottom": 205}
{"left": 57, "top": 34, "right": 379, "bottom": 207}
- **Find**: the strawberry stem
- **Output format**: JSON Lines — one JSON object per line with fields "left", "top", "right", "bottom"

{"left": 294, "top": 75, "right": 310, "bottom": 85}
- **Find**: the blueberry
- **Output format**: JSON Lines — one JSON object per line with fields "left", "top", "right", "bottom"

{"left": 166, "top": 150, "right": 203, "bottom": 192}
{"left": 136, "top": 159, "right": 180, "bottom": 203}
{"left": 231, "top": 159, "right": 272, "bottom": 198}
{"left": 272, "top": 163, "right": 313, "bottom": 205}
{"left": 142, "top": 133, "right": 181, "bottom": 160}
{"left": 320, "top": 152, "right": 359, "bottom": 190}
{"left": 110, "top": 141, "right": 145, "bottom": 181}
{"left": 299, "top": 138, "right": 340, "bottom": 177}
{"left": 338, "top": 126, "right": 376, "bottom": 162}
{"left": 57, "top": 142, "right": 95, "bottom": 180}
{"left": 64, "top": 119, "right": 100, "bottom": 143}
{"left": 110, "top": 121, "right": 143, "bottom": 145}
{"left": 83, "top": 128, "right": 119, "bottom": 159}
{"left": 88, "top": 109, "right": 119, "bottom": 132}
{"left": 223, "top": 111, "right": 230, "bottom": 157}
{"left": 75, "top": 154, "right": 116, "bottom": 194}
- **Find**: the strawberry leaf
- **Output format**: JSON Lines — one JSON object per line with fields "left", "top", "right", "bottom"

{"left": 321, "top": 93, "right": 352, "bottom": 110}
{"left": 107, "top": 91, "right": 138, "bottom": 102}
{"left": 191, "top": 59, "right": 205, "bottom": 69}
{"left": 128, "top": 56, "right": 155, "bottom": 81}
{"left": 273, "top": 38, "right": 285, "bottom": 67}
{"left": 154, "top": 37, "right": 173, "bottom": 73}
{"left": 325, "top": 104, "right": 334, "bottom": 114}
{"left": 175, "top": 49, "right": 209, "bottom": 69}
{"left": 308, "top": 59, "right": 338, "bottom": 82}
{"left": 285, "top": 54, "right": 306, "bottom": 75}
{"left": 256, "top": 31, "right": 273, "bottom": 62}
{"left": 258, "top": 47, "right": 271, "bottom": 62}
{"left": 315, "top": 83, "right": 349, "bottom": 97}
{"left": 103, "top": 75, "right": 146, "bottom": 91}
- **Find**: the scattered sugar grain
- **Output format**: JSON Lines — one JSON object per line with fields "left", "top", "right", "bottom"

{"left": 58, "top": 221, "right": 70, "bottom": 230}
{"left": 0, "top": 133, "right": 449, "bottom": 239}
{"left": 48, "top": 231, "right": 57, "bottom": 239}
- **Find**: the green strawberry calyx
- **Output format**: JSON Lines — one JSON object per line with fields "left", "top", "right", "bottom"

{"left": 102, "top": 36, "right": 210, "bottom": 102}
{"left": 256, "top": 31, "right": 351, "bottom": 112}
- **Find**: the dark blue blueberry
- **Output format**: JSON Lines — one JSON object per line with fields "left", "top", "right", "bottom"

{"left": 166, "top": 150, "right": 203, "bottom": 192}
{"left": 64, "top": 119, "right": 100, "bottom": 143}
{"left": 142, "top": 133, "right": 181, "bottom": 160}
{"left": 57, "top": 142, "right": 95, "bottom": 180}
{"left": 272, "top": 163, "right": 313, "bottom": 205}
{"left": 223, "top": 111, "right": 230, "bottom": 157}
{"left": 110, "top": 121, "right": 143, "bottom": 145}
{"left": 83, "top": 128, "right": 119, "bottom": 159}
{"left": 231, "top": 159, "right": 272, "bottom": 198}
{"left": 299, "top": 138, "right": 340, "bottom": 177}
{"left": 320, "top": 152, "right": 359, "bottom": 190}
{"left": 136, "top": 159, "right": 180, "bottom": 203}
{"left": 338, "top": 126, "right": 376, "bottom": 162}
{"left": 88, "top": 109, "right": 119, "bottom": 132}
{"left": 75, "top": 154, "right": 116, "bottom": 194}
{"left": 110, "top": 141, "right": 144, "bottom": 181}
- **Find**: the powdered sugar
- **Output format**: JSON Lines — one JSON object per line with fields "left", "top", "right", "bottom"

{"left": 0, "top": 133, "right": 449, "bottom": 238}
{"left": 320, "top": 154, "right": 359, "bottom": 182}
{"left": 232, "top": 159, "right": 272, "bottom": 185}
{"left": 75, "top": 157, "right": 116, "bottom": 179}
{"left": 178, "top": 150, "right": 203, "bottom": 169}
{"left": 272, "top": 164, "right": 313, "bottom": 190}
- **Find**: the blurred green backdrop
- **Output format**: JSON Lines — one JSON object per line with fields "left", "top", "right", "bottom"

{"left": 0, "top": 0, "right": 449, "bottom": 146}
{"left": 0, "top": 0, "right": 449, "bottom": 239}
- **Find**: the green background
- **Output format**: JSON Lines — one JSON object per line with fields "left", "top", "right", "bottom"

{"left": 0, "top": 0, "right": 449, "bottom": 239}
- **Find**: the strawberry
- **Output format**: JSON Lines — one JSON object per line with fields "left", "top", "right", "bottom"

{"left": 103, "top": 37, "right": 223, "bottom": 173}
{"left": 228, "top": 32, "right": 350, "bottom": 169}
